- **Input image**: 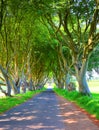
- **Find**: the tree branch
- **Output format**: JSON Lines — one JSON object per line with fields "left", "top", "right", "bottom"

{"left": 0, "top": 86, "right": 7, "bottom": 96}
{"left": 89, "top": 8, "right": 99, "bottom": 38}
{"left": 56, "top": 12, "right": 62, "bottom": 33}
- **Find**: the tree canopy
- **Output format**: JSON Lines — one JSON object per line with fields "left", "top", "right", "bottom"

{"left": 0, "top": 0, "right": 99, "bottom": 96}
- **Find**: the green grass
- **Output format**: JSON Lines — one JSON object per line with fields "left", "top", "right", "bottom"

{"left": 88, "top": 80, "right": 99, "bottom": 87}
{"left": 88, "top": 80, "right": 99, "bottom": 93}
{"left": 0, "top": 88, "right": 46, "bottom": 114}
{"left": 54, "top": 87, "right": 99, "bottom": 120}
{"left": 74, "top": 80, "right": 99, "bottom": 93}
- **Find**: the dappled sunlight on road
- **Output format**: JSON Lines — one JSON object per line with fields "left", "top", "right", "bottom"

{"left": 57, "top": 96, "right": 99, "bottom": 130}
{"left": 0, "top": 90, "right": 99, "bottom": 130}
{"left": 64, "top": 119, "right": 77, "bottom": 124}
{"left": 27, "top": 123, "right": 56, "bottom": 129}
{"left": 0, "top": 90, "right": 65, "bottom": 130}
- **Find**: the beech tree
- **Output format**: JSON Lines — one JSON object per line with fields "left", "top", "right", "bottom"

{"left": 0, "top": 0, "right": 44, "bottom": 95}
{"left": 0, "top": 0, "right": 99, "bottom": 96}
{"left": 33, "top": 0, "right": 99, "bottom": 95}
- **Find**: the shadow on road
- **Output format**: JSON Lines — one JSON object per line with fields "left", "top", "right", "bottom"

{"left": 0, "top": 89, "right": 65, "bottom": 130}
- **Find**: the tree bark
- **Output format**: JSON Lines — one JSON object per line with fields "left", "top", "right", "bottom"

{"left": 0, "top": 0, "right": 5, "bottom": 31}
{"left": 78, "top": 75, "right": 91, "bottom": 96}
{"left": 74, "top": 58, "right": 91, "bottom": 96}
{"left": 0, "top": 65, "right": 12, "bottom": 96}
{"left": 65, "top": 73, "right": 71, "bottom": 90}
{"left": 11, "top": 79, "right": 19, "bottom": 94}
{"left": 6, "top": 76, "right": 11, "bottom": 96}
{"left": 29, "top": 78, "right": 33, "bottom": 91}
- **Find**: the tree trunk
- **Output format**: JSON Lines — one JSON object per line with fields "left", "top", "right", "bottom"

{"left": 0, "top": 0, "right": 5, "bottom": 31}
{"left": 6, "top": 76, "right": 12, "bottom": 96}
{"left": 11, "top": 79, "right": 19, "bottom": 94}
{"left": 0, "top": 65, "right": 12, "bottom": 96}
{"left": 55, "top": 76, "right": 64, "bottom": 89}
{"left": 78, "top": 75, "right": 91, "bottom": 96}
{"left": 74, "top": 58, "right": 91, "bottom": 96}
{"left": 29, "top": 78, "right": 33, "bottom": 91}
{"left": 65, "top": 73, "right": 71, "bottom": 89}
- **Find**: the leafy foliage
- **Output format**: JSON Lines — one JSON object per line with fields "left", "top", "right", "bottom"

{"left": 0, "top": 0, "right": 99, "bottom": 96}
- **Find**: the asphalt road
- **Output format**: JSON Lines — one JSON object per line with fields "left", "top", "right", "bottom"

{"left": 0, "top": 89, "right": 65, "bottom": 130}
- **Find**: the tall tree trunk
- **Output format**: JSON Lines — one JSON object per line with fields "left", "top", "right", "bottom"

{"left": 74, "top": 58, "right": 91, "bottom": 96}
{"left": 29, "top": 78, "right": 33, "bottom": 91}
{"left": 54, "top": 75, "right": 64, "bottom": 89}
{"left": 12, "top": 55, "right": 19, "bottom": 94}
{"left": 0, "top": 65, "right": 12, "bottom": 96}
{"left": 6, "top": 76, "right": 11, "bottom": 96}
{"left": 0, "top": 0, "right": 5, "bottom": 31}
{"left": 11, "top": 79, "right": 18, "bottom": 94}
{"left": 78, "top": 75, "right": 91, "bottom": 96}
{"left": 65, "top": 73, "right": 70, "bottom": 89}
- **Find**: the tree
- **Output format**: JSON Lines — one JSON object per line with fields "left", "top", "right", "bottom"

{"left": 0, "top": 0, "right": 44, "bottom": 95}
{"left": 0, "top": 0, "right": 99, "bottom": 96}
{"left": 33, "top": 0, "right": 99, "bottom": 95}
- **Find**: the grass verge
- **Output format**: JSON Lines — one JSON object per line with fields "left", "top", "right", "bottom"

{"left": 54, "top": 87, "right": 99, "bottom": 120}
{"left": 0, "top": 88, "right": 46, "bottom": 114}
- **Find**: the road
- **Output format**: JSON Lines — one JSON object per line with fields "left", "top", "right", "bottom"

{"left": 0, "top": 89, "right": 65, "bottom": 130}
{"left": 0, "top": 89, "right": 99, "bottom": 130}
